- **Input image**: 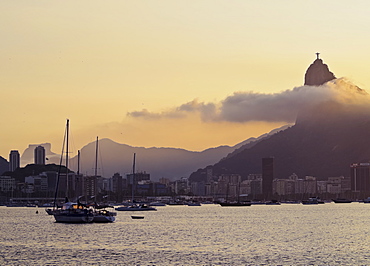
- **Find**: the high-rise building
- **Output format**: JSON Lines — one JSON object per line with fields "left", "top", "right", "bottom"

{"left": 262, "top": 157, "right": 274, "bottom": 198}
{"left": 34, "top": 146, "right": 45, "bottom": 165}
{"left": 112, "top": 173, "right": 123, "bottom": 202}
{"left": 84, "top": 176, "right": 97, "bottom": 199}
{"left": 350, "top": 163, "right": 370, "bottom": 195}
{"left": 9, "top": 150, "right": 20, "bottom": 171}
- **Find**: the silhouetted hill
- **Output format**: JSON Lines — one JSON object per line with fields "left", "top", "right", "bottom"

{"left": 17, "top": 129, "right": 286, "bottom": 181}
{"left": 190, "top": 95, "right": 370, "bottom": 182}
{"left": 71, "top": 139, "right": 251, "bottom": 181}
{"left": 2, "top": 164, "right": 71, "bottom": 183}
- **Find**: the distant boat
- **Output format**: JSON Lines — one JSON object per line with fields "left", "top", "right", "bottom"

{"left": 265, "top": 200, "right": 281, "bottom": 205}
{"left": 302, "top": 197, "right": 325, "bottom": 205}
{"left": 363, "top": 197, "right": 370, "bottom": 203}
{"left": 115, "top": 203, "right": 156, "bottom": 211}
{"left": 115, "top": 153, "right": 157, "bottom": 212}
{"left": 220, "top": 182, "right": 251, "bottom": 207}
{"left": 219, "top": 202, "right": 251, "bottom": 207}
{"left": 52, "top": 201, "right": 94, "bottom": 223}
{"left": 186, "top": 202, "right": 201, "bottom": 206}
{"left": 131, "top": 216, "right": 144, "bottom": 219}
{"left": 167, "top": 201, "right": 185, "bottom": 205}
{"left": 332, "top": 198, "right": 352, "bottom": 203}
{"left": 93, "top": 205, "right": 117, "bottom": 223}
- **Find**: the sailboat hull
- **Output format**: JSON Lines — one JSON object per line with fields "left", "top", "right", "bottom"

{"left": 53, "top": 210, "right": 94, "bottom": 223}
{"left": 93, "top": 210, "right": 117, "bottom": 222}
{"left": 93, "top": 215, "right": 116, "bottom": 223}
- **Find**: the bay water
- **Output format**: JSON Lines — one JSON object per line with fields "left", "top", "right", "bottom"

{"left": 1, "top": 203, "right": 370, "bottom": 265}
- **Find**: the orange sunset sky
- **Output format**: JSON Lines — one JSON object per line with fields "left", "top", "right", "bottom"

{"left": 2, "top": 1, "right": 370, "bottom": 158}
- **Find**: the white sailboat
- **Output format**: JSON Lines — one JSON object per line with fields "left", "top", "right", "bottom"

{"left": 49, "top": 119, "right": 94, "bottom": 223}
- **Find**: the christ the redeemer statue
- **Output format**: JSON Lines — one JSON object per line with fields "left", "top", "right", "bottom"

{"left": 316, "top": 52, "right": 320, "bottom": 59}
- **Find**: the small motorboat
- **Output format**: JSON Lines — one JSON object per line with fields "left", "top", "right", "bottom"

{"left": 131, "top": 216, "right": 144, "bottom": 219}
{"left": 115, "top": 203, "right": 157, "bottom": 211}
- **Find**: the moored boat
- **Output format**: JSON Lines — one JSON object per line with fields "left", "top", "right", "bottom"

{"left": 332, "top": 198, "right": 352, "bottom": 203}
{"left": 93, "top": 207, "right": 117, "bottom": 223}
{"left": 115, "top": 203, "right": 156, "bottom": 211}
{"left": 302, "top": 197, "right": 325, "bottom": 205}
{"left": 52, "top": 201, "right": 94, "bottom": 223}
{"left": 219, "top": 202, "right": 251, "bottom": 207}
{"left": 131, "top": 215, "right": 144, "bottom": 219}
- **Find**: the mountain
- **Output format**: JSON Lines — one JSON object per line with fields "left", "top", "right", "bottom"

{"left": 20, "top": 143, "right": 59, "bottom": 166}
{"left": 190, "top": 57, "right": 370, "bottom": 182}
{"left": 191, "top": 102, "right": 370, "bottom": 181}
{"left": 16, "top": 127, "right": 286, "bottom": 181}
{"left": 304, "top": 53, "right": 336, "bottom": 85}
{"left": 70, "top": 130, "right": 283, "bottom": 181}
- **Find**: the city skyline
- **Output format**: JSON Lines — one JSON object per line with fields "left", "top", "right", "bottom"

{"left": 2, "top": 1, "right": 370, "bottom": 159}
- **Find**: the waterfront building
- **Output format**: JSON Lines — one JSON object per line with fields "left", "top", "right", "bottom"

{"left": 250, "top": 179, "right": 262, "bottom": 196}
{"left": 327, "top": 176, "right": 346, "bottom": 195}
{"left": 262, "top": 157, "right": 274, "bottom": 198}
{"left": 25, "top": 175, "right": 48, "bottom": 193}
{"left": 84, "top": 176, "right": 97, "bottom": 199}
{"left": 190, "top": 181, "right": 206, "bottom": 196}
{"left": 317, "top": 181, "right": 328, "bottom": 194}
{"left": 350, "top": 163, "right": 370, "bottom": 195}
{"left": 159, "top": 177, "right": 171, "bottom": 186}
{"left": 112, "top": 173, "right": 123, "bottom": 202}
{"left": 0, "top": 176, "right": 16, "bottom": 192}
{"left": 273, "top": 179, "right": 295, "bottom": 196}
{"left": 303, "top": 176, "right": 317, "bottom": 195}
{"left": 9, "top": 150, "right": 20, "bottom": 172}
{"left": 174, "top": 177, "right": 189, "bottom": 195}
{"left": 34, "top": 146, "right": 45, "bottom": 165}
{"left": 127, "top": 171, "right": 150, "bottom": 185}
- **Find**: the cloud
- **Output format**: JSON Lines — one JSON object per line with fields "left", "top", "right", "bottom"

{"left": 127, "top": 99, "right": 219, "bottom": 121}
{"left": 127, "top": 78, "right": 370, "bottom": 123}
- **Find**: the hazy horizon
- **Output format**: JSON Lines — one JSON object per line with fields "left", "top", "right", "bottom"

{"left": 2, "top": 1, "right": 370, "bottom": 159}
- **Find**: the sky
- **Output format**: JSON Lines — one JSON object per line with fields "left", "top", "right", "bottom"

{"left": 2, "top": 0, "right": 370, "bottom": 159}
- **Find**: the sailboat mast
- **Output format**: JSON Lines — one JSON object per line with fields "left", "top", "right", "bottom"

{"left": 95, "top": 137, "right": 98, "bottom": 178}
{"left": 132, "top": 153, "right": 136, "bottom": 202}
{"left": 94, "top": 137, "right": 99, "bottom": 201}
{"left": 65, "top": 119, "right": 69, "bottom": 199}
{"left": 77, "top": 150, "right": 80, "bottom": 176}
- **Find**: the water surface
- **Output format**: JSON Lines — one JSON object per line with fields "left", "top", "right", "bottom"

{"left": 1, "top": 203, "right": 370, "bottom": 265}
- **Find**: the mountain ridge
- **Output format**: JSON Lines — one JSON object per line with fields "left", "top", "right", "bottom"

{"left": 8, "top": 127, "right": 285, "bottom": 181}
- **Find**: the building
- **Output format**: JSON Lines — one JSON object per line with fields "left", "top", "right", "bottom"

{"left": 34, "top": 146, "right": 46, "bottom": 165}
{"left": 174, "top": 177, "right": 189, "bottom": 195}
{"left": 274, "top": 179, "right": 295, "bottom": 196}
{"left": 303, "top": 176, "right": 317, "bottom": 195}
{"left": 262, "top": 157, "right": 274, "bottom": 198}
{"left": 111, "top": 173, "right": 123, "bottom": 202}
{"left": 84, "top": 176, "right": 97, "bottom": 199}
{"left": 0, "top": 176, "right": 16, "bottom": 192}
{"left": 127, "top": 171, "right": 150, "bottom": 185}
{"left": 9, "top": 150, "right": 20, "bottom": 172}
{"left": 350, "top": 163, "right": 370, "bottom": 196}
{"left": 25, "top": 175, "right": 48, "bottom": 194}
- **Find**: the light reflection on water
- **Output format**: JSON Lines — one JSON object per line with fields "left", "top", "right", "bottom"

{"left": 1, "top": 203, "right": 370, "bottom": 265}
